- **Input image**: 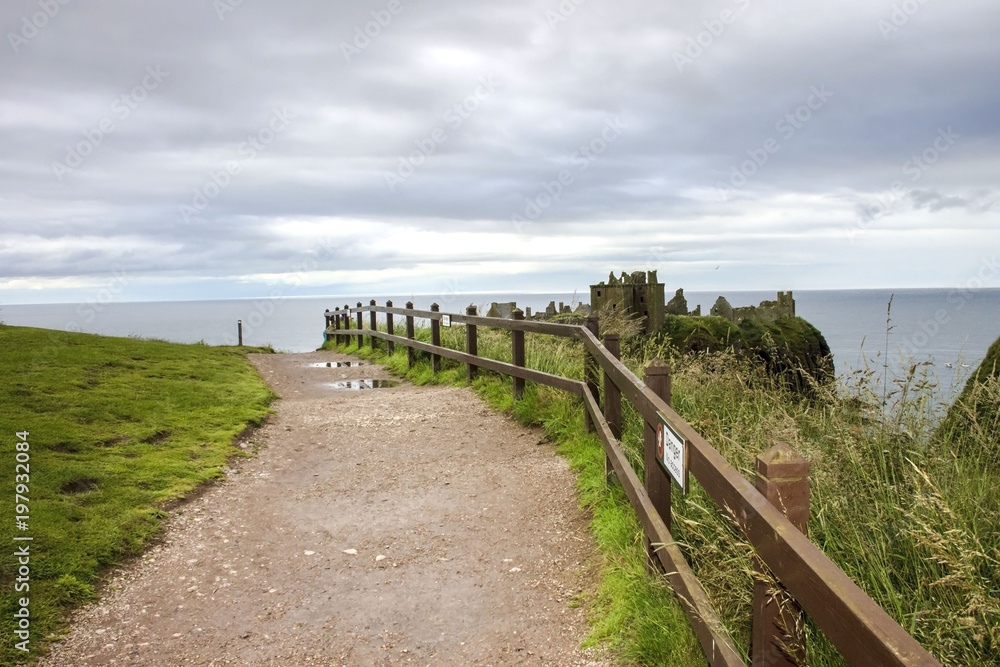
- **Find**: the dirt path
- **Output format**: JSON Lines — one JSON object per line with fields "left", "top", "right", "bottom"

{"left": 39, "top": 350, "right": 609, "bottom": 666}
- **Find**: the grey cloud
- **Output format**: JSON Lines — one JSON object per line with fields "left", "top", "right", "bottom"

{"left": 1, "top": 0, "right": 998, "bottom": 298}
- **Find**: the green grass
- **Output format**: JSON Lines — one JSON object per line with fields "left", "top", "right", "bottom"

{"left": 326, "top": 323, "right": 1000, "bottom": 666}
{"left": 0, "top": 325, "right": 276, "bottom": 664}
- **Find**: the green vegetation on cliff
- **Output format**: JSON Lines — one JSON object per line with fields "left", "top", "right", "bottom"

{"left": 629, "top": 314, "right": 834, "bottom": 392}
{"left": 939, "top": 334, "right": 1000, "bottom": 466}
{"left": 0, "top": 325, "right": 275, "bottom": 664}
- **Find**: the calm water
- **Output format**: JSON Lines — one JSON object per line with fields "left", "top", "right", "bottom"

{"left": 3, "top": 289, "right": 999, "bottom": 402}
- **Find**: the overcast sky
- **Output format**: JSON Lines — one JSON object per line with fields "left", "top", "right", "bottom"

{"left": 1, "top": 0, "right": 998, "bottom": 304}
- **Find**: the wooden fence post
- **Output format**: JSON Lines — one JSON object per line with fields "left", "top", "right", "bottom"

{"left": 324, "top": 310, "right": 331, "bottom": 343}
{"left": 385, "top": 300, "right": 395, "bottom": 356}
{"left": 343, "top": 304, "right": 350, "bottom": 345}
{"left": 237, "top": 320, "right": 243, "bottom": 346}
{"left": 584, "top": 315, "right": 600, "bottom": 431}
{"left": 643, "top": 359, "right": 672, "bottom": 572}
{"left": 369, "top": 299, "right": 377, "bottom": 351}
{"left": 512, "top": 308, "right": 525, "bottom": 400}
{"left": 405, "top": 301, "right": 415, "bottom": 369}
{"left": 430, "top": 303, "right": 441, "bottom": 374}
{"left": 466, "top": 305, "right": 478, "bottom": 383}
{"left": 603, "top": 333, "right": 622, "bottom": 484}
{"left": 356, "top": 302, "right": 363, "bottom": 349}
{"left": 333, "top": 308, "right": 340, "bottom": 345}
{"left": 752, "top": 442, "right": 810, "bottom": 667}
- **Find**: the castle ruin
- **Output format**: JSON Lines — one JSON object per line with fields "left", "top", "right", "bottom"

{"left": 709, "top": 291, "right": 795, "bottom": 324}
{"left": 590, "top": 270, "right": 666, "bottom": 334}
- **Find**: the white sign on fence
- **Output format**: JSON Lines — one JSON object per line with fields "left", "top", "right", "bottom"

{"left": 655, "top": 412, "right": 689, "bottom": 494}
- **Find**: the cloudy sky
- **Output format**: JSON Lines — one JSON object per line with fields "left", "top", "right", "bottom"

{"left": 1, "top": 0, "right": 998, "bottom": 304}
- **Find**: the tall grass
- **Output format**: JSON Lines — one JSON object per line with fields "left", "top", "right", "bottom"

{"left": 326, "top": 322, "right": 999, "bottom": 666}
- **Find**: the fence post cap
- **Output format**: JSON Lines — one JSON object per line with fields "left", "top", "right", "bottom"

{"left": 431, "top": 303, "right": 440, "bottom": 311}
{"left": 756, "top": 442, "right": 810, "bottom": 479}
{"left": 357, "top": 301, "right": 363, "bottom": 307}
{"left": 511, "top": 308, "right": 524, "bottom": 319}
{"left": 386, "top": 300, "right": 393, "bottom": 307}
{"left": 644, "top": 357, "right": 671, "bottom": 376}
{"left": 603, "top": 332, "right": 620, "bottom": 342}
{"left": 405, "top": 301, "right": 414, "bottom": 309}
{"left": 370, "top": 299, "right": 376, "bottom": 305}
{"left": 466, "top": 304, "right": 477, "bottom": 315}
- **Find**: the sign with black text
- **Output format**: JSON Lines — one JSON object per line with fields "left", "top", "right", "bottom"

{"left": 655, "top": 412, "right": 688, "bottom": 493}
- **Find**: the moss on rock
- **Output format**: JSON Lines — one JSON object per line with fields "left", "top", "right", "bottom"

{"left": 645, "top": 314, "right": 834, "bottom": 392}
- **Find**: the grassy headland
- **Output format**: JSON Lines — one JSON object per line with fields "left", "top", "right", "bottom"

{"left": 326, "top": 318, "right": 999, "bottom": 666}
{"left": 0, "top": 325, "right": 275, "bottom": 664}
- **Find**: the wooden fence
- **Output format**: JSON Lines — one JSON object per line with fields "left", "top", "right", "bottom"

{"left": 324, "top": 300, "right": 942, "bottom": 667}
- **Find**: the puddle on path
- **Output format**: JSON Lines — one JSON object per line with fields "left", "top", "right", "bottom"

{"left": 325, "top": 379, "right": 401, "bottom": 390}
{"left": 308, "top": 361, "right": 366, "bottom": 368}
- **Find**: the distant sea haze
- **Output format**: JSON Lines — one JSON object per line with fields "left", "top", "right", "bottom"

{"left": 4, "top": 289, "right": 999, "bottom": 404}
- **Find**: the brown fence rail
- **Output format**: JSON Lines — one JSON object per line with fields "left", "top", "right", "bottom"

{"left": 324, "top": 301, "right": 942, "bottom": 667}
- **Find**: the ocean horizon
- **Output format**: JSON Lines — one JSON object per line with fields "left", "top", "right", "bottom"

{"left": 4, "top": 287, "right": 999, "bottom": 406}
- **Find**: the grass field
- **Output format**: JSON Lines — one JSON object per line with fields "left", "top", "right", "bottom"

{"left": 325, "top": 319, "right": 1000, "bottom": 666}
{"left": 0, "top": 325, "right": 275, "bottom": 665}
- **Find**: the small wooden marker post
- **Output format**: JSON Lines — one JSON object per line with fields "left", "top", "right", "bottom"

{"left": 237, "top": 320, "right": 243, "bottom": 346}
{"left": 334, "top": 307, "right": 341, "bottom": 345}
{"left": 343, "top": 304, "right": 350, "bottom": 344}
{"left": 466, "top": 305, "right": 478, "bottom": 383}
{"left": 355, "top": 302, "right": 363, "bottom": 349}
{"left": 511, "top": 309, "right": 525, "bottom": 400}
{"left": 430, "top": 303, "right": 441, "bottom": 374}
{"left": 752, "top": 442, "right": 810, "bottom": 667}
{"left": 643, "top": 359, "right": 672, "bottom": 572}
{"left": 584, "top": 315, "right": 600, "bottom": 431}
{"left": 405, "top": 301, "right": 415, "bottom": 369}
{"left": 603, "top": 333, "right": 622, "bottom": 483}
{"left": 385, "top": 301, "right": 394, "bottom": 355}
{"left": 369, "top": 299, "right": 378, "bottom": 351}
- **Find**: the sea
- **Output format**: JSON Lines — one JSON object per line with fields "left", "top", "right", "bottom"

{"left": 3, "top": 289, "right": 999, "bottom": 406}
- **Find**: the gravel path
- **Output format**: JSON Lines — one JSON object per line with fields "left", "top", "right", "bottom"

{"left": 38, "top": 350, "right": 609, "bottom": 666}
